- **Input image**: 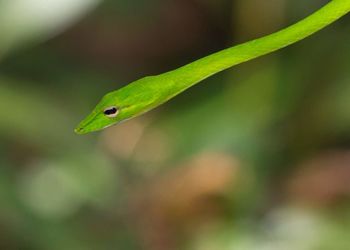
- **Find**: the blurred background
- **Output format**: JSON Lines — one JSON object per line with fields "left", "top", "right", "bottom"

{"left": 1, "top": 0, "right": 350, "bottom": 249}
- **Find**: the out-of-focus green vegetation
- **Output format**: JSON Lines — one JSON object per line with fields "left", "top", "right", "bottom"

{"left": 0, "top": 0, "right": 350, "bottom": 249}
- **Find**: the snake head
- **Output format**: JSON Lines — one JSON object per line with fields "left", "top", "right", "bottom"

{"left": 75, "top": 76, "right": 163, "bottom": 134}
{"left": 74, "top": 93, "right": 125, "bottom": 134}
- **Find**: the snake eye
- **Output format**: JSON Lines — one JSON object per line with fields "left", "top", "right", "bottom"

{"left": 103, "top": 106, "right": 119, "bottom": 118}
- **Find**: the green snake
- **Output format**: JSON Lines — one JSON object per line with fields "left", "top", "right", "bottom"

{"left": 75, "top": 0, "right": 350, "bottom": 134}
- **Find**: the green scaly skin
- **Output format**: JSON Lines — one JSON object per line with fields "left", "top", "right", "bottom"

{"left": 75, "top": 0, "right": 350, "bottom": 134}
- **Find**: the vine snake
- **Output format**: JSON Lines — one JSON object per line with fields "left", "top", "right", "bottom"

{"left": 75, "top": 0, "right": 350, "bottom": 134}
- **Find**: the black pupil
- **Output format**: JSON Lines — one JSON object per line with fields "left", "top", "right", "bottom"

{"left": 104, "top": 107, "right": 117, "bottom": 115}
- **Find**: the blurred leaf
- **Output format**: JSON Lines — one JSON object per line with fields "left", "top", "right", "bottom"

{"left": 0, "top": 0, "right": 101, "bottom": 57}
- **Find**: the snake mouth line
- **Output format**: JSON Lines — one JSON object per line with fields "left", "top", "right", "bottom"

{"left": 74, "top": 125, "right": 91, "bottom": 135}
{"left": 74, "top": 111, "right": 98, "bottom": 134}
{"left": 74, "top": 126, "right": 86, "bottom": 134}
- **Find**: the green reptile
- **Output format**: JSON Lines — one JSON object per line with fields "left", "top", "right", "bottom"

{"left": 75, "top": 0, "right": 350, "bottom": 134}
